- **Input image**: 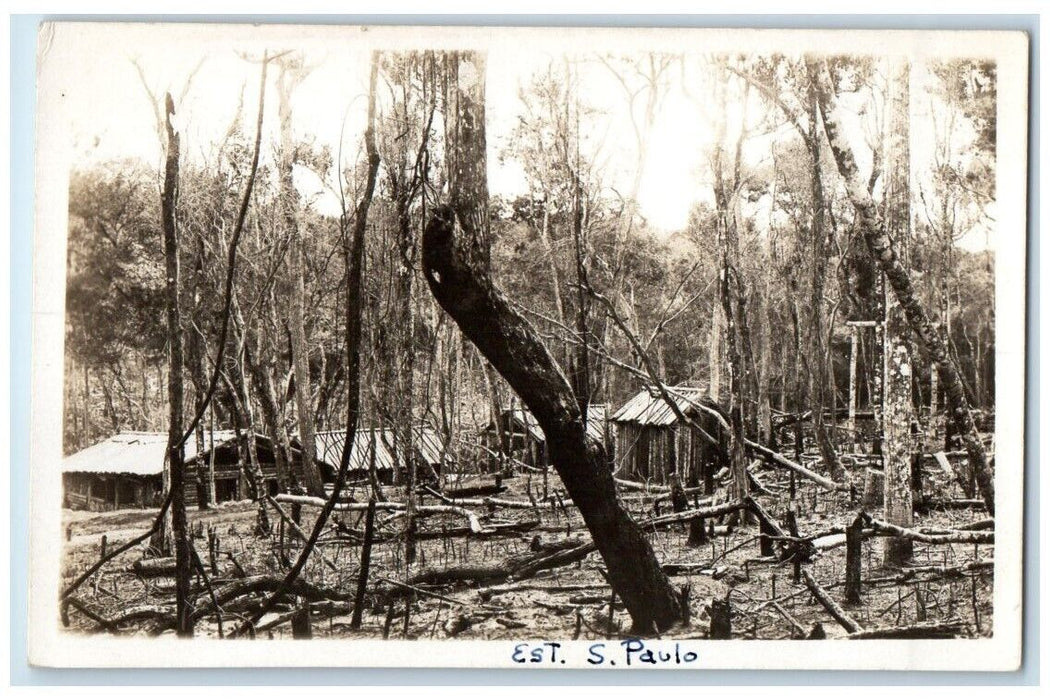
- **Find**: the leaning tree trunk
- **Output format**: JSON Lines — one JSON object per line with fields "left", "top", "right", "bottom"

{"left": 423, "top": 51, "right": 682, "bottom": 633}
{"left": 814, "top": 61, "right": 994, "bottom": 515}
{"left": 158, "top": 93, "right": 193, "bottom": 637}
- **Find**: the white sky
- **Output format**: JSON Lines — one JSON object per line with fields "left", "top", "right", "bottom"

{"left": 40, "top": 22, "right": 999, "bottom": 245}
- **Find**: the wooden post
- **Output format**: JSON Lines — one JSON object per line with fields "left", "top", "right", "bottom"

{"left": 844, "top": 513, "right": 864, "bottom": 606}
{"left": 351, "top": 497, "right": 377, "bottom": 629}
{"left": 848, "top": 324, "right": 859, "bottom": 452}
{"left": 687, "top": 517, "right": 707, "bottom": 547}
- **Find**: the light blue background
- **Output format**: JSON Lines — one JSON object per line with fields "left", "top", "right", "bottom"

{"left": 8, "top": 12, "right": 1040, "bottom": 686}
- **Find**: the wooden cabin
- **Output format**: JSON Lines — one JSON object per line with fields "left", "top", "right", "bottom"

{"left": 611, "top": 386, "right": 728, "bottom": 490}
{"left": 311, "top": 423, "right": 448, "bottom": 485}
{"left": 481, "top": 404, "right": 610, "bottom": 471}
{"left": 63, "top": 430, "right": 285, "bottom": 511}
{"left": 62, "top": 432, "right": 172, "bottom": 510}
{"left": 187, "top": 432, "right": 284, "bottom": 504}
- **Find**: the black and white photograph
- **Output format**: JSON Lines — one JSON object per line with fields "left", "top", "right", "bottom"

{"left": 26, "top": 21, "right": 1029, "bottom": 670}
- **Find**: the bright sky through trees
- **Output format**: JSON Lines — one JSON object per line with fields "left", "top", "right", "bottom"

{"left": 44, "top": 23, "right": 994, "bottom": 249}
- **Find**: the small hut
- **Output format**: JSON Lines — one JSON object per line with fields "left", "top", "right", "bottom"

{"left": 312, "top": 423, "right": 448, "bottom": 485}
{"left": 611, "top": 386, "right": 728, "bottom": 489}
{"left": 63, "top": 432, "right": 174, "bottom": 510}
{"left": 61, "top": 430, "right": 286, "bottom": 510}
{"left": 481, "top": 404, "right": 610, "bottom": 471}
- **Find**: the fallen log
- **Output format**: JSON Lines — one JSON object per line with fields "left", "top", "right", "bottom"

{"left": 479, "top": 582, "right": 607, "bottom": 599}
{"left": 862, "top": 560, "right": 994, "bottom": 587}
{"left": 512, "top": 541, "right": 597, "bottom": 580}
{"left": 801, "top": 568, "right": 863, "bottom": 634}
{"left": 771, "top": 600, "right": 807, "bottom": 638}
{"left": 916, "top": 498, "right": 987, "bottom": 513}
{"left": 614, "top": 478, "right": 669, "bottom": 494}
{"left": 132, "top": 557, "right": 176, "bottom": 577}
{"left": 645, "top": 500, "right": 746, "bottom": 528}
{"left": 866, "top": 516, "right": 994, "bottom": 545}
{"left": 119, "top": 575, "right": 349, "bottom": 634}
{"left": 956, "top": 518, "right": 995, "bottom": 532}
{"left": 66, "top": 596, "right": 176, "bottom": 632}
{"left": 275, "top": 493, "right": 490, "bottom": 533}
{"left": 661, "top": 562, "right": 715, "bottom": 576}
{"left": 404, "top": 537, "right": 592, "bottom": 588}
{"left": 745, "top": 440, "right": 850, "bottom": 492}
{"left": 420, "top": 484, "right": 569, "bottom": 511}
{"left": 847, "top": 621, "right": 968, "bottom": 640}
{"left": 443, "top": 479, "right": 507, "bottom": 499}
{"left": 326, "top": 518, "right": 539, "bottom": 545}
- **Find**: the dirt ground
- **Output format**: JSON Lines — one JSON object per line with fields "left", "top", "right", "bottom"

{"left": 59, "top": 461, "right": 994, "bottom": 641}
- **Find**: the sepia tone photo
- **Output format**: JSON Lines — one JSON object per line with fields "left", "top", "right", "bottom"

{"left": 28, "top": 22, "right": 1028, "bottom": 670}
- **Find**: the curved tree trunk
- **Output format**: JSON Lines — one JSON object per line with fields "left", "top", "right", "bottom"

{"left": 423, "top": 51, "right": 682, "bottom": 633}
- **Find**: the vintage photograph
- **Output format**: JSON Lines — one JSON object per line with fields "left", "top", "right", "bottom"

{"left": 28, "top": 22, "right": 1028, "bottom": 669}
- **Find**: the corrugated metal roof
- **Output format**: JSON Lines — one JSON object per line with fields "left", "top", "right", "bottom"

{"left": 314, "top": 424, "right": 445, "bottom": 472}
{"left": 611, "top": 386, "right": 712, "bottom": 426}
{"left": 412, "top": 424, "right": 447, "bottom": 465}
{"left": 62, "top": 430, "right": 236, "bottom": 476}
{"left": 585, "top": 404, "right": 609, "bottom": 443}
{"left": 485, "top": 405, "right": 609, "bottom": 444}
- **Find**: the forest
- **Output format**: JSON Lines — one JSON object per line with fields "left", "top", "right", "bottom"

{"left": 59, "top": 47, "right": 997, "bottom": 642}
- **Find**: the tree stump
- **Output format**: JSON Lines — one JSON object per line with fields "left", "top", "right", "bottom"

{"left": 708, "top": 595, "right": 732, "bottom": 639}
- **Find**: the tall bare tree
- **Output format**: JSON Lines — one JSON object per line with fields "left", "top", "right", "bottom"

{"left": 158, "top": 92, "right": 193, "bottom": 636}
{"left": 277, "top": 54, "right": 326, "bottom": 497}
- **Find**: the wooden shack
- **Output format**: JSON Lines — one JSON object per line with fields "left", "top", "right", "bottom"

{"left": 63, "top": 430, "right": 286, "bottom": 511}
{"left": 481, "top": 404, "right": 610, "bottom": 471}
{"left": 311, "top": 423, "right": 448, "bottom": 485}
{"left": 62, "top": 432, "right": 172, "bottom": 510}
{"left": 611, "top": 386, "right": 728, "bottom": 490}
{"left": 187, "top": 432, "right": 284, "bottom": 504}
